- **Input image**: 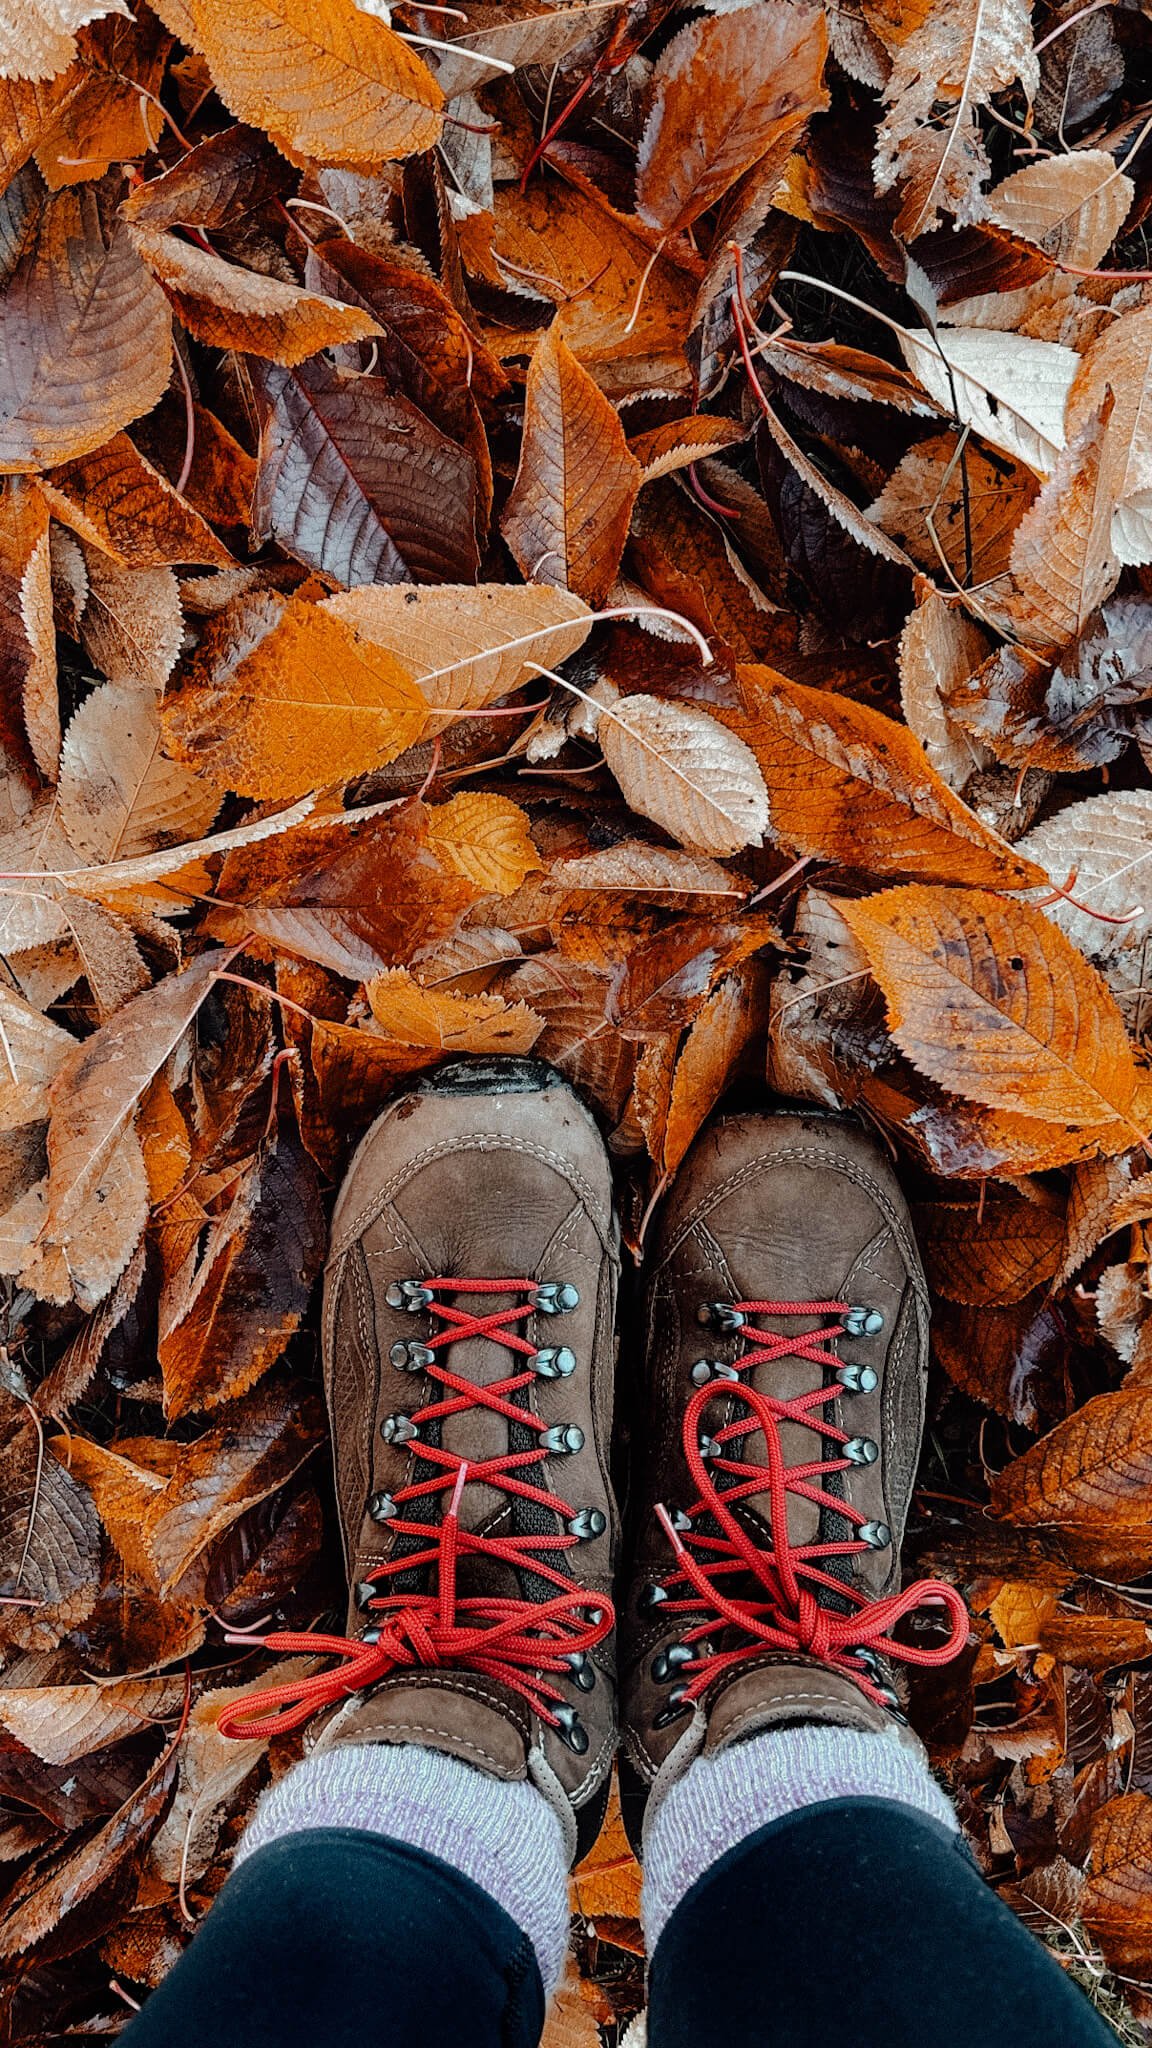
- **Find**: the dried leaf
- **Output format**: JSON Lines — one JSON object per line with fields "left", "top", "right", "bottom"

{"left": 992, "top": 402, "right": 1120, "bottom": 652}
{"left": 253, "top": 356, "right": 480, "bottom": 589}
{"left": 158, "top": 1126, "right": 325, "bottom": 1417}
{"left": 323, "top": 583, "right": 591, "bottom": 725}
{"left": 635, "top": 2, "right": 828, "bottom": 237}
{"left": 59, "top": 683, "right": 220, "bottom": 864}
{"left": 41, "top": 433, "right": 230, "bottom": 568}
{"left": 0, "top": 1680, "right": 181, "bottom": 1765}
{"left": 598, "top": 693, "right": 768, "bottom": 857}
{"left": 425, "top": 793, "right": 540, "bottom": 896}
{"left": 841, "top": 885, "right": 1142, "bottom": 1138}
{"left": 80, "top": 551, "right": 183, "bottom": 693}
{"left": 130, "top": 227, "right": 382, "bottom": 365}
{"left": 503, "top": 325, "right": 640, "bottom": 607}
{"left": 874, "top": 0, "right": 1039, "bottom": 237}
{"left": 0, "top": 1396, "right": 101, "bottom": 1648}
{"left": 0, "top": 0, "right": 131, "bottom": 84}
{"left": 916, "top": 1194, "right": 1064, "bottom": 1305}
{"left": 987, "top": 150, "right": 1133, "bottom": 270}
{"left": 720, "top": 668, "right": 1043, "bottom": 887}
{"left": 992, "top": 1389, "right": 1152, "bottom": 1572}
{"left": 0, "top": 171, "right": 170, "bottom": 471}
{"left": 897, "top": 329, "right": 1076, "bottom": 475}
{"left": 162, "top": 591, "right": 428, "bottom": 800}
{"left": 187, "top": 0, "right": 442, "bottom": 170}
{"left": 898, "top": 588, "right": 992, "bottom": 792}
{"left": 1067, "top": 303, "right": 1152, "bottom": 567}
{"left": 663, "top": 960, "right": 768, "bottom": 1174}
{"left": 366, "top": 968, "right": 543, "bottom": 1056}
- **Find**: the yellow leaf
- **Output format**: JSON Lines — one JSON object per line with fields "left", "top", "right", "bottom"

{"left": 366, "top": 968, "right": 544, "bottom": 1056}
{"left": 426, "top": 794, "right": 541, "bottom": 896}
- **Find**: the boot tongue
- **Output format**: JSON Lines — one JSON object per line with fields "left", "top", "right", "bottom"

{"left": 314, "top": 1676, "right": 531, "bottom": 1779}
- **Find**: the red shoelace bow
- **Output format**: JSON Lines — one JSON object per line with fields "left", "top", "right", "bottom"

{"left": 652, "top": 1298, "right": 969, "bottom": 1716}
{"left": 217, "top": 1278, "right": 612, "bottom": 1743}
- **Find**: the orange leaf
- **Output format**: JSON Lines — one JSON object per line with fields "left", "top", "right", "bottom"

{"left": 187, "top": 0, "right": 442, "bottom": 170}
{"left": 720, "top": 668, "right": 1045, "bottom": 888}
{"left": 130, "top": 227, "right": 382, "bottom": 366}
{"left": 840, "top": 885, "right": 1142, "bottom": 1134}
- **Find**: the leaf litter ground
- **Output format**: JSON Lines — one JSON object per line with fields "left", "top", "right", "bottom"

{"left": 5, "top": 0, "right": 1152, "bottom": 2036}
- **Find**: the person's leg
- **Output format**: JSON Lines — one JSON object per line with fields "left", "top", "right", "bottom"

{"left": 121, "top": 1827, "right": 546, "bottom": 2048}
{"left": 647, "top": 1793, "right": 1115, "bottom": 2048}
{"left": 620, "top": 1110, "right": 1110, "bottom": 2047}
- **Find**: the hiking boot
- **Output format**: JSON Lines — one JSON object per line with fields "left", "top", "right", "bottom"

{"left": 220, "top": 1058, "right": 620, "bottom": 1864}
{"left": 620, "top": 1109, "right": 967, "bottom": 1840}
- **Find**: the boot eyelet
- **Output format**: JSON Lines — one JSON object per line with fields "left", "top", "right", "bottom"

{"left": 653, "top": 1686, "right": 691, "bottom": 1729}
{"left": 356, "top": 1580, "right": 378, "bottom": 1608}
{"left": 639, "top": 1582, "right": 668, "bottom": 1613}
{"left": 836, "top": 1362, "right": 877, "bottom": 1395}
{"left": 698, "top": 1302, "right": 745, "bottom": 1332}
{"left": 361, "top": 1625, "right": 381, "bottom": 1644}
{"left": 651, "top": 1644, "right": 693, "bottom": 1682}
{"left": 567, "top": 1507, "right": 606, "bottom": 1539}
{"left": 843, "top": 1306, "right": 884, "bottom": 1338}
{"left": 532, "top": 1345, "right": 576, "bottom": 1379}
{"left": 386, "top": 1280, "right": 432, "bottom": 1313}
{"left": 380, "top": 1414, "right": 419, "bottom": 1445}
{"left": 668, "top": 1507, "right": 692, "bottom": 1534}
{"left": 541, "top": 1423, "right": 584, "bottom": 1455}
{"left": 564, "top": 1651, "right": 596, "bottom": 1692}
{"left": 691, "top": 1359, "right": 738, "bottom": 1386}
{"left": 698, "top": 1434, "right": 720, "bottom": 1461}
{"left": 368, "top": 1490, "right": 397, "bottom": 1522}
{"left": 859, "top": 1519, "right": 891, "bottom": 1549}
{"left": 844, "top": 1435, "right": 878, "bottom": 1465}
{"left": 554, "top": 1703, "right": 589, "bottom": 1752}
{"left": 535, "top": 1281, "right": 580, "bottom": 1315}
{"left": 390, "top": 1340, "right": 433, "bottom": 1372}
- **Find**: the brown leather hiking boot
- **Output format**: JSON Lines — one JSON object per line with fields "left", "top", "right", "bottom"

{"left": 218, "top": 1058, "right": 620, "bottom": 1862}
{"left": 619, "top": 1109, "right": 967, "bottom": 1841}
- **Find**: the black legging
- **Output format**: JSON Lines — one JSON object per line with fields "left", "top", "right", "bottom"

{"left": 121, "top": 1798, "right": 1116, "bottom": 2048}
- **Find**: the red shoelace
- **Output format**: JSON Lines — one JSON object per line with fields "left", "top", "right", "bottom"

{"left": 652, "top": 1298, "right": 968, "bottom": 1715}
{"left": 217, "top": 1278, "right": 612, "bottom": 1743}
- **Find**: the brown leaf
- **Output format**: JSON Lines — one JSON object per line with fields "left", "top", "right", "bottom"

{"left": 663, "top": 960, "right": 769, "bottom": 1174}
{"left": 61, "top": 1381, "right": 324, "bottom": 1594}
{"left": 915, "top": 1194, "right": 1064, "bottom": 1306}
{"left": 211, "top": 804, "right": 475, "bottom": 979}
{"left": 0, "top": 170, "right": 170, "bottom": 471}
{"left": 898, "top": 587, "right": 992, "bottom": 793}
{"left": 79, "top": 550, "right": 183, "bottom": 693}
{"left": 991, "top": 1387, "right": 1152, "bottom": 1570}
{"left": 720, "top": 668, "right": 1044, "bottom": 887}
{"left": 635, "top": 2, "right": 828, "bottom": 237}
{"left": 503, "top": 325, "right": 640, "bottom": 606}
{"left": 130, "top": 226, "right": 382, "bottom": 365}
{"left": 989, "top": 401, "right": 1120, "bottom": 653}
{"left": 0, "top": 1395, "right": 101, "bottom": 1650}
{"left": 162, "top": 590, "right": 427, "bottom": 800}
{"left": 0, "top": 1746, "right": 175, "bottom": 1964}
{"left": 868, "top": 432, "right": 1038, "bottom": 587}
{"left": 841, "top": 885, "right": 1143, "bottom": 1139}
{"left": 1, "top": 0, "right": 131, "bottom": 83}
{"left": 253, "top": 356, "right": 480, "bottom": 589}
{"left": 119, "top": 122, "right": 292, "bottom": 233}
{"left": 598, "top": 693, "right": 769, "bottom": 857}
{"left": 40, "top": 951, "right": 229, "bottom": 1301}
{"left": 0, "top": 1679, "right": 182, "bottom": 1766}
{"left": 1083, "top": 1794, "right": 1152, "bottom": 1977}
{"left": 187, "top": 0, "right": 443, "bottom": 169}
{"left": 41, "top": 433, "right": 231, "bottom": 568}
{"left": 0, "top": 475, "right": 55, "bottom": 779}
{"left": 59, "top": 683, "right": 220, "bottom": 863}
{"left": 158, "top": 1125, "right": 325, "bottom": 1418}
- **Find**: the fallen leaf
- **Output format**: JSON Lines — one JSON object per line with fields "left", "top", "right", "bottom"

{"left": 598, "top": 693, "right": 769, "bottom": 857}
{"left": 323, "top": 582, "right": 591, "bottom": 725}
{"left": 59, "top": 683, "right": 220, "bottom": 863}
{"left": 916, "top": 1195, "right": 1064, "bottom": 1306}
{"left": 366, "top": 967, "right": 544, "bottom": 1056}
{"left": 663, "top": 960, "right": 769, "bottom": 1173}
{"left": 162, "top": 591, "right": 427, "bottom": 800}
{"left": 0, "top": 1679, "right": 181, "bottom": 1766}
{"left": 841, "top": 885, "right": 1143, "bottom": 1135}
{"left": 0, "top": 170, "right": 170, "bottom": 471}
{"left": 897, "top": 329, "right": 1076, "bottom": 475}
{"left": 79, "top": 551, "right": 183, "bottom": 693}
{"left": 635, "top": 2, "right": 828, "bottom": 237}
{"left": 0, "top": 1395, "right": 101, "bottom": 1649}
{"left": 41, "top": 433, "right": 231, "bottom": 567}
{"left": 898, "top": 587, "right": 992, "bottom": 792}
{"left": 502, "top": 325, "right": 641, "bottom": 607}
{"left": 187, "top": 0, "right": 443, "bottom": 169}
{"left": 721, "top": 668, "right": 1043, "bottom": 887}
{"left": 252, "top": 356, "right": 480, "bottom": 589}
{"left": 425, "top": 793, "right": 540, "bottom": 896}
{"left": 130, "top": 226, "right": 382, "bottom": 365}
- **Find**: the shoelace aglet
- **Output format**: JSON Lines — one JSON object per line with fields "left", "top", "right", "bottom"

{"left": 655, "top": 1502, "right": 688, "bottom": 1557}
{"left": 446, "top": 1460, "right": 469, "bottom": 1524}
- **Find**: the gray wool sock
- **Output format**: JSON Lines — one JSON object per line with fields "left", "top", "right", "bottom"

{"left": 642, "top": 1723, "right": 958, "bottom": 1953}
{"left": 236, "top": 1742, "right": 571, "bottom": 1995}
